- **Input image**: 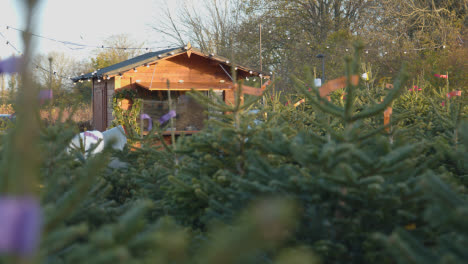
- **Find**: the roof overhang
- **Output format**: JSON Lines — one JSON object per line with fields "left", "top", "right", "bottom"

{"left": 72, "top": 45, "right": 269, "bottom": 82}
{"left": 135, "top": 81, "right": 234, "bottom": 91}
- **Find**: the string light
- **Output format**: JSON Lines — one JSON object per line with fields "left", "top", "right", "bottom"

{"left": 1, "top": 32, "right": 83, "bottom": 81}
{"left": 4, "top": 25, "right": 176, "bottom": 51}
{"left": 1, "top": 23, "right": 450, "bottom": 84}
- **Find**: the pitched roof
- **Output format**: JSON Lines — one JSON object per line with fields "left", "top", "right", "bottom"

{"left": 73, "top": 46, "right": 268, "bottom": 81}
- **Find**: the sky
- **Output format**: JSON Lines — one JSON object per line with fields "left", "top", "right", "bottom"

{"left": 0, "top": 0, "right": 184, "bottom": 60}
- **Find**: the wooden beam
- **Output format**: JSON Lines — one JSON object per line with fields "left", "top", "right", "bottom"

{"left": 318, "top": 75, "right": 359, "bottom": 98}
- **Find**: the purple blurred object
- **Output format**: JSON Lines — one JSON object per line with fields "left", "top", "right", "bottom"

{"left": 158, "top": 110, "right": 176, "bottom": 125}
{"left": 140, "top": 113, "right": 153, "bottom": 131}
{"left": 38, "top": 90, "right": 53, "bottom": 101}
{"left": 0, "top": 196, "right": 41, "bottom": 256}
{"left": 0, "top": 56, "right": 21, "bottom": 74}
{"left": 84, "top": 131, "right": 99, "bottom": 141}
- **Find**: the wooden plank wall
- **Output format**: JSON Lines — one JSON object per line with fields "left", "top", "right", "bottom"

{"left": 106, "top": 78, "right": 115, "bottom": 128}
{"left": 118, "top": 54, "right": 233, "bottom": 88}
{"left": 93, "top": 80, "right": 106, "bottom": 131}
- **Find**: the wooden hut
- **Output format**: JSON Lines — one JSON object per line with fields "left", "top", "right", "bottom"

{"left": 73, "top": 44, "right": 269, "bottom": 133}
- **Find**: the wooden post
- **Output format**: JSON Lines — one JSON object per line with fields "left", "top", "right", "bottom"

{"left": 167, "top": 79, "right": 176, "bottom": 147}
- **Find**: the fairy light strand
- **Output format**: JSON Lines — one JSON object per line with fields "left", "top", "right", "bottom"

{"left": 1, "top": 32, "right": 76, "bottom": 81}
{"left": 5, "top": 25, "right": 178, "bottom": 51}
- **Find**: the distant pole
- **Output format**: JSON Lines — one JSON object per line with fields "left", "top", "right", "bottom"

{"left": 48, "top": 57, "right": 53, "bottom": 107}
{"left": 259, "top": 24, "right": 263, "bottom": 86}
{"left": 260, "top": 24, "right": 265, "bottom": 105}
{"left": 316, "top": 54, "right": 325, "bottom": 85}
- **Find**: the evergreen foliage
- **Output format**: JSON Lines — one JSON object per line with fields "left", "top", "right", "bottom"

{"left": 1, "top": 38, "right": 466, "bottom": 263}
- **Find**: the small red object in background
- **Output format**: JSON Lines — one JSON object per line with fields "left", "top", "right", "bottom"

{"left": 434, "top": 74, "right": 448, "bottom": 79}
{"left": 447, "top": 91, "right": 462, "bottom": 99}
